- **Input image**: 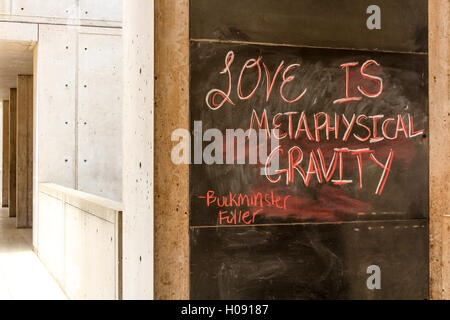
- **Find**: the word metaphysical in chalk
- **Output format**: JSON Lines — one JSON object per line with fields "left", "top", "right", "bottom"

{"left": 249, "top": 110, "right": 424, "bottom": 143}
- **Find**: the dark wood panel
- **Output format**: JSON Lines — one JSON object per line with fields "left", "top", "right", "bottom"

{"left": 190, "top": 0, "right": 428, "bottom": 53}
{"left": 190, "top": 220, "right": 429, "bottom": 299}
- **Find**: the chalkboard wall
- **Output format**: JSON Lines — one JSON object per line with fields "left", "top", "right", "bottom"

{"left": 189, "top": 0, "right": 429, "bottom": 299}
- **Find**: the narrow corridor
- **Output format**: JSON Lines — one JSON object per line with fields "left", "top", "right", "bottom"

{"left": 0, "top": 208, "right": 66, "bottom": 299}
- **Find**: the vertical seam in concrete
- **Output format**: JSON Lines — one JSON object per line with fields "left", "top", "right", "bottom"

{"left": 74, "top": 30, "right": 79, "bottom": 190}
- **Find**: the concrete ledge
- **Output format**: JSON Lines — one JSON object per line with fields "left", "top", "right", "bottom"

{"left": 39, "top": 183, "right": 122, "bottom": 223}
{"left": 37, "top": 183, "right": 123, "bottom": 300}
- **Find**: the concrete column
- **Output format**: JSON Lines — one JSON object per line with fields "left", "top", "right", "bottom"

{"left": 32, "top": 45, "right": 38, "bottom": 248}
{"left": 2, "top": 100, "right": 9, "bottom": 207}
{"left": 122, "top": 0, "right": 155, "bottom": 299}
{"left": 9, "top": 89, "right": 17, "bottom": 218}
{"left": 16, "top": 75, "right": 33, "bottom": 228}
{"left": 430, "top": 0, "right": 450, "bottom": 299}
{"left": 154, "top": 0, "right": 189, "bottom": 299}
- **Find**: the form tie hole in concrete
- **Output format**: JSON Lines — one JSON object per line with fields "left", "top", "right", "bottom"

{"left": 139, "top": 256, "right": 142, "bottom": 262}
{"left": 84, "top": 159, "right": 87, "bottom": 163}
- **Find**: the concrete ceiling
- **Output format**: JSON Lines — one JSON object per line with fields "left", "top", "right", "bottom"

{"left": 0, "top": 40, "right": 34, "bottom": 101}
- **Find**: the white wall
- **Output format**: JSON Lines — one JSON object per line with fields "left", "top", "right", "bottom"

{"left": 122, "top": 0, "right": 154, "bottom": 299}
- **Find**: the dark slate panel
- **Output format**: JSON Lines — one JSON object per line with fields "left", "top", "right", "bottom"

{"left": 190, "top": 42, "right": 429, "bottom": 226}
{"left": 190, "top": 0, "right": 428, "bottom": 53}
{"left": 190, "top": 220, "right": 429, "bottom": 299}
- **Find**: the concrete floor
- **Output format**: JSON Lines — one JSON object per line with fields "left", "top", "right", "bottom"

{"left": 0, "top": 208, "right": 67, "bottom": 300}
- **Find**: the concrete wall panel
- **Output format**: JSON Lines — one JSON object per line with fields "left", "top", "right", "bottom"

{"left": 79, "top": 0, "right": 122, "bottom": 22}
{"left": 77, "top": 32, "right": 122, "bottom": 201}
{"left": 36, "top": 25, "right": 77, "bottom": 189}
{"left": 37, "top": 192, "right": 65, "bottom": 284}
{"left": 64, "top": 203, "right": 116, "bottom": 299}
{"left": 11, "top": 0, "right": 77, "bottom": 19}
{"left": 37, "top": 183, "right": 122, "bottom": 300}
{"left": 36, "top": 25, "right": 122, "bottom": 202}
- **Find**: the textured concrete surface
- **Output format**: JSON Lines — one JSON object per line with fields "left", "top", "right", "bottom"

{"left": 16, "top": 75, "right": 32, "bottom": 228}
{"left": 429, "top": 0, "right": 450, "bottom": 300}
{"left": 2, "top": 100, "right": 8, "bottom": 207}
{"left": 8, "top": 88, "right": 16, "bottom": 218}
{"left": 122, "top": 0, "right": 155, "bottom": 299}
{"left": 154, "top": 0, "right": 189, "bottom": 299}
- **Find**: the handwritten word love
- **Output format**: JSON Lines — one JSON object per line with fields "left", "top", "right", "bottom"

{"left": 205, "top": 51, "right": 383, "bottom": 110}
